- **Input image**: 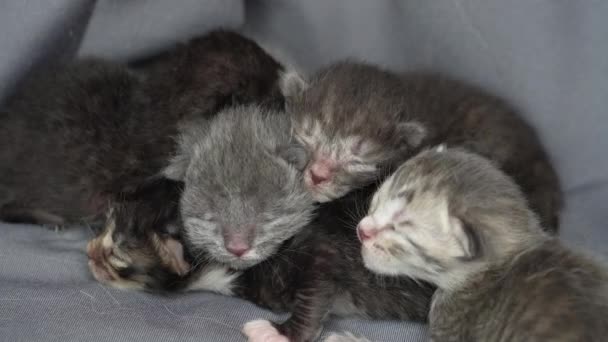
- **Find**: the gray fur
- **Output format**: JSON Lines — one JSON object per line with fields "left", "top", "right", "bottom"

{"left": 283, "top": 60, "right": 562, "bottom": 231}
{"left": 165, "top": 105, "right": 315, "bottom": 269}
{"left": 362, "top": 148, "right": 608, "bottom": 342}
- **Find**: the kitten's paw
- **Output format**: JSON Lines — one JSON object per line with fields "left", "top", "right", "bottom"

{"left": 243, "top": 319, "right": 289, "bottom": 342}
{"left": 324, "top": 332, "right": 371, "bottom": 342}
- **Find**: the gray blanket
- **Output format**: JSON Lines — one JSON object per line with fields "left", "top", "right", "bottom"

{"left": 1, "top": 1, "right": 606, "bottom": 341}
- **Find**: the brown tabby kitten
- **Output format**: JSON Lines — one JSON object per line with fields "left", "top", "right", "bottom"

{"left": 344, "top": 147, "right": 608, "bottom": 342}
{"left": 281, "top": 61, "right": 562, "bottom": 231}
{"left": 86, "top": 179, "right": 191, "bottom": 291}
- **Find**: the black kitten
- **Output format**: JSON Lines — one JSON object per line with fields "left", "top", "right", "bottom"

{"left": 0, "top": 30, "right": 285, "bottom": 227}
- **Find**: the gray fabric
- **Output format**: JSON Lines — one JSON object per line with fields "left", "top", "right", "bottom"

{"left": 0, "top": 0, "right": 93, "bottom": 100}
{"left": 78, "top": 0, "right": 244, "bottom": 60}
{"left": 0, "top": 223, "right": 429, "bottom": 342}
{"left": 0, "top": 0, "right": 607, "bottom": 341}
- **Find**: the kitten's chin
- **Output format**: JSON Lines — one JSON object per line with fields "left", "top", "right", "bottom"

{"left": 212, "top": 250, "right": 265, "bottom": 270}
{"left": 361, "top": 245, "right": 402, "bottom": 276}
{"left": 308, "top": 185, "right": 348, "bottom": 203}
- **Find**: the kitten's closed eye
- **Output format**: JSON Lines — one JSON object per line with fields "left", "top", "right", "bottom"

{"left": 398, "top": 219, "right": 413, "bottom": 227}
{"left": 397, "top": 189, "right": 415, "bottom": 203}
{"left": 186, "top": 217, "right": 215, "bottom": 227}
{"left": 347, "top": 159, "right": 368, "bottom": 166}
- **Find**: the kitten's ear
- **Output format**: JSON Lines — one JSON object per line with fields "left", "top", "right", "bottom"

{"left": 279, "top": 70, "right": 309, "bottom": 98}
{"left": 163, "top": 153, "right": 189, "bottom": 180}
{"left": 153, "top": 235, "right": 191, "bottom": 276}
{"left": 396, "top": 121, "right": 426, "bottom": 148}
{"left": 447, "top": 216, "right": 482, "bottom": 260}
{"left": 276, "top": 141, "right": 309, "bottom": 171}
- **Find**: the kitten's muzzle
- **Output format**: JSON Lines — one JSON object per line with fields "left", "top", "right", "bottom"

{"left": 357, "top": 216, "right": 392, "bottom": 242}
{"left": 223, "top": 227, "right": 254, "bottom": 257}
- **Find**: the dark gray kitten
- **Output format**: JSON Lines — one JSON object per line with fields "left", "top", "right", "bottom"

{"left": 281, "top": 61, "right": 562, "bottom": 232}
{"left": 163, "top": 104, "right": 314, "bottom": 270}
{"left": 0, "top": 30, "right": 285, "bottom": 227}
{"left": 0, "top": 59, "right": 151, "bottom": 226}
{"left": 340, "top": 147, "right": 608, "bottom": 342}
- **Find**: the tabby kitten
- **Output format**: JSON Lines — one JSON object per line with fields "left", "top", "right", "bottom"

{"left": 349, "top": 147, "right": 608, "bottom": 342}
{"left": 86, "top": 178, "right": 191, "bottom": 291}
{"left": 86, "top": 178, "right": 241, "bottom": 294}
{"left": 281, "top": 61, "right": 562, "bottom": 231}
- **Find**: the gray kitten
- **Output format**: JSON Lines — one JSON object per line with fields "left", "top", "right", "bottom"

{"left": 281, "top": 61, "right": 562, "bottom": 232}
{"left": 164, "top": 104, "right": 314, "bottom": 270}
{"left": 341, "top": 147, "right": 608, "bottom": 342}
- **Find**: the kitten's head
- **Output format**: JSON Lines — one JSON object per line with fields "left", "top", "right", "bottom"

{"left": 358, "top": 147, "right": 543, "bottom": 289}
{"left": 165, "top": 105, "right": 314, "bottom": 270}
{"left": 280, "top": 61, "right": 426, "bottom": 202}
{"left": 86, "top": 180, "right": 190, "bottom": 291}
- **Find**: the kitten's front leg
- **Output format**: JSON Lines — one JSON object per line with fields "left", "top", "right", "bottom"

{"left": 243, "top": 282, "right": 336, "bottom": 342}
{"left": 275, "top": 281, "right": 336, "bottom": 342}
{"left": 243, "top": 320, "right": 289, "bottom": 342}
{"left": 244, "top": 251, "right": 338, "bottom": 342}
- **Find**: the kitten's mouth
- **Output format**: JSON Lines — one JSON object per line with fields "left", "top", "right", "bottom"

{"left": 304, "top": 180, "right": 341, "bottom": 202}
{"left": 209, "top": 249, "right": 264, "bottom": 270}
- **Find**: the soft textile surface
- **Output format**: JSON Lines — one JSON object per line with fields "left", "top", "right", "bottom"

{"left": 1, "top": 1, "right": 607, "bottom": 341}
{"left": 0, "top": 223, "right": 428, "bottom": 342}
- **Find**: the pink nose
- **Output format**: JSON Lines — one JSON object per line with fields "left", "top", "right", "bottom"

{"left": 225, "top": 240, "right": 250, "bottom": 257}
{"left": 357, "top": 216, "right": 379, "bottom": 242}
{"left": 309, "top": 161, "right": 334, "bottom": 185}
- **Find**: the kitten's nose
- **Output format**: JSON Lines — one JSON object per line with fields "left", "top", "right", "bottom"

{"left": 357, "top": 217, "right": 378, "bottom": 242}
{"left": 225, "top": 240, "right": 251, "bottom": 257}
{"left": 309, "top": 161, "right": 333, "bottom": 185}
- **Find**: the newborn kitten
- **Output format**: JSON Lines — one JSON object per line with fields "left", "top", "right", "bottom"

{"left": 0, "top": 59, "right": 151, "bottom": 226}
{"left": 87, "top": 178, "right": 191, "bottom": 291}
{"left": 164, "top": 104, "right": 314, "bottom": 270}
{"left": 0, "top": 30, "right": 284, "bottom": 226}
{"left": 87, "top": 178, "right": 241, "bottom": 294}
{"left": 88, "top": 180, "right": 434, "bottom": 342}
{"left": 282, "top": 61, "right": 562, "bottom": 231}
{"left": 353, "top": 147, "right": 607, "bottom": 342}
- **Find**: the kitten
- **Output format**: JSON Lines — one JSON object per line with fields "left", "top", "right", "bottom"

{"left": 88, "top": 180, "right": 435, "bottom": 342}
{"left": 87, "top": 178, "right": 191, "bottom": 291}
{"left": 0, "top": 30, "right": 284, "bottom": 227}
{"left": 87, "top": 177, "right": 242, "bottom": 294}
{"left": 281, "top": 61, "right": 562, "bottom": 231}
{"left": 350, "top": 147, "right": 607, "bottom": 342}
{"left": 163, "top": 104, "right": 314, "bottom": 270}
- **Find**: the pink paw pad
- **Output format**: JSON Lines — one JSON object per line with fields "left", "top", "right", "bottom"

{"left": 242, "top": 320, "right": 289, "bottom": 342}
